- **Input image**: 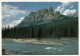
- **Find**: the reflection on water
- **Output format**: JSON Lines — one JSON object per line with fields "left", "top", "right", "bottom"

{"left": 2, "top": 38, "right": 78, "bottom": 55}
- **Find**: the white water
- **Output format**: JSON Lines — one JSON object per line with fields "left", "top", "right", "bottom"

{"left": 2, "top": 38, "right": 78, "bottom": 55}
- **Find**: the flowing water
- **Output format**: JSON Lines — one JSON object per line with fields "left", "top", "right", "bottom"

{"left": 2, "top": 38, "right": 78, "bottom": 55}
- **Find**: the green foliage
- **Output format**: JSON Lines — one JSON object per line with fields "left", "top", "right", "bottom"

{"left": 2, "top": 17, "right": 78, "bottom": 39}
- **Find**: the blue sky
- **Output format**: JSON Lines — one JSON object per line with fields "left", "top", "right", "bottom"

{"left": 2, "top": 2, "right": 78, "bottom": 27}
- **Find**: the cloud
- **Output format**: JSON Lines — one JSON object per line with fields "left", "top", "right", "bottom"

{"left": 55, "top": 2, "right": 74, "bottom": 13}
{"left": 70, "top": 5, "right": 74, "bottom": 8}
{"left": 63, "top": 9, "right": 76, "bottom": 16}
{"left": 55, "top": 6, "right": 64, "bottom": 13}
{"left": 3, "top": 17, "right": 24, "bottom": 28}
{"left": 61, "top": 2, "right": 74, "bottom": 8}
{"left": 2, "top": 4, "right": 30, "bottom": 21}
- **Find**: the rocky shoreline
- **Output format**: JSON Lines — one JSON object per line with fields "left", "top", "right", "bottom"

{"left": 2, "top": 49, "right": 19, "bottom": 55}
{"left": 3, "top": 38, "right": 63, "bottom": 45}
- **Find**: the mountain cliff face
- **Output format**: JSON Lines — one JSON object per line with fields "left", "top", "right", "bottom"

{"left": 3, "top": 7, "right": 78, "bottom": 38}
{"left": 17, "top": 7, "right": 77, "bottom": 27}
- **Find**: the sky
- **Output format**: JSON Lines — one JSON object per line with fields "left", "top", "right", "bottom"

{"left": 2, "top": 2, "right": 78, "bottom": 28}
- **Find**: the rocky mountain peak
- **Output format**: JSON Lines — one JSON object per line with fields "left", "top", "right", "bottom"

{"left": 17, "top": 7, "right": 63, "bottom": 27}
{"left": 53, "top": 11, "right": 60, "bottom": 15}
{"left": 49, "top": 6, "right": 53, "bottom": 13}
{"left": 40, "top": 8, "right": 48, "bottom": 15}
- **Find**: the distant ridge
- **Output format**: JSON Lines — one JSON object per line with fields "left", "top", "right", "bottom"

{"left": 17, "top": 7, "right": 78, "bottom": 27}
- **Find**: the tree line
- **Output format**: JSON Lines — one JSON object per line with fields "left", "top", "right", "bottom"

{"left": 2, "top": 18, "right": 78, "bottom": 39}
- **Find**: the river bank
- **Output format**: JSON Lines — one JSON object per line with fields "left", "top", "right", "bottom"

{"left": 2, "top": 48, "right": 20, "bottom": 55}
{"left": 3, "top": 38, "right": 63, "bottom": 45}
{"left": 2, "top": 38, "right": 78, "bottom": 55}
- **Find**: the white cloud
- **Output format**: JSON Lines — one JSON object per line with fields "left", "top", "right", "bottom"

{"left": 61, "top": 2, "right": 74, "bottom": 8}
{"left": 3, "top": 17, "right": 24, "bottom": 28}
{"left": 63, "top": 9, "right": 76, "bottom": 16}
{"left": 55, "top": 2, "right": 74, "bottom": 14}
{"left": 60, "top": 7, "right": 65, "bottom": 13}
{"left": 70, "top": 5, "right": 74, "bottom": 8}
{"left": 2, "top": 4, "right": 30, "bottom": 21}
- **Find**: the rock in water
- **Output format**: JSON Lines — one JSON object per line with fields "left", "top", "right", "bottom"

{"left": 2, "top": 49, "right": 5, "bottom": 55}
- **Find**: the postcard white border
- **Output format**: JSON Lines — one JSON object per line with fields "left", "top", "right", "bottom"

{"left": 0, "top": 0, "right": 79, "bottom": 56}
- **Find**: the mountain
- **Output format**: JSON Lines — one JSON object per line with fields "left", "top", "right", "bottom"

{"left": 3, "top": 7, "right": 78, "bottom": 38}
{"left": 17, "top": 7, "right": 78, "bottom": 27}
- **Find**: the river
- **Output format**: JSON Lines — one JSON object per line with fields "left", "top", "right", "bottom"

{"left": 2, "top": 38, "right": 78, "bottom": 55}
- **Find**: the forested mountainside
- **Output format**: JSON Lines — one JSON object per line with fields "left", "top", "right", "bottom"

{"left": 2, "top": 7, "right": 78, "bottom": 38}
